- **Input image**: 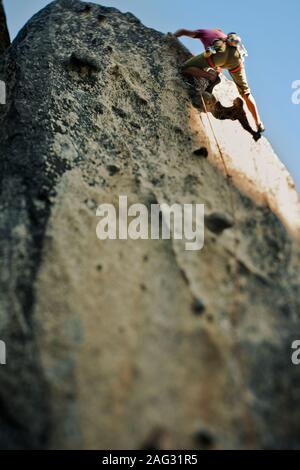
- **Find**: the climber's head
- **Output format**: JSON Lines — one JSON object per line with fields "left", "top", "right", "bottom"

{"left": 227, "top": 32, "right": 242, "bottom": 46}
{"left": 212, "top": 38, "right": 226, "bottom": 53}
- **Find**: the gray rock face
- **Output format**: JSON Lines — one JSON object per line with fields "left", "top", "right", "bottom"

{"left": 0, "top": 0, "right": 300, "bottom": 450}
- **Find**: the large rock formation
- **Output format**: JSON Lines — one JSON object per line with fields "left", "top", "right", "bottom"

{"left": 0, "top": 0, "right": 300, "bottom": 449}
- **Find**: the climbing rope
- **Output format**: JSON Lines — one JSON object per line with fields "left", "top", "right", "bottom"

{"left": 199, "top": 92, "right": 258, "bottom": 448}
{"left": 199, "top": 93, "right": 237, "bottom": 222}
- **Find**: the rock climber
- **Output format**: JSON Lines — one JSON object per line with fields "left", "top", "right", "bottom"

{"left": 174, "top": 28, "right": 265, "bottom": 133}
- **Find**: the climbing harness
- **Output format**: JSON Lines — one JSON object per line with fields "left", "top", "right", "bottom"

{"left": 206, "top": 53, "right": 245, "bottom": 75}
{"left": 229, "top": 63, "right": 244, "bottom": 74}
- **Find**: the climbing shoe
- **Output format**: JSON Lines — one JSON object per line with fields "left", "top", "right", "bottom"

{"left": 257, "top": 123, "right": 265, "bottom": 133}
{"left": 205, "top": 75, "right": 221, "bottom": 94}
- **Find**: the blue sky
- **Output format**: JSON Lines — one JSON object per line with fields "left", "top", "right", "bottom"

{"left": 4, "top": 0, "right": 300, "bottom": 188}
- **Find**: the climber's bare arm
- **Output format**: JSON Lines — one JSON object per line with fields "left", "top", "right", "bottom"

{"left": 174, "top": 29, "right": 198, "bottom": 38}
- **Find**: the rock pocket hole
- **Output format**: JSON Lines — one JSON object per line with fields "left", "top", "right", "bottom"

{"left": 77, "top": 4, "right": 92, "bottom": 14}
{"left": 205, "top": 212, "right": 234, "bottom": 234}
{"left": 192, "top": 298, "right": 205, "bottom": 315}
{"left": 69, "top": 52, "right": 101, "bottom": 74}
{"left": 193, "top": 147, "right": 208, "bottom": 158}
{"left": 107, "top": 164, "right": 120, "bottom": 176}
{"left": 193, "top": 428, "right": 215, "bottom": 449}
{"left": 97, "top": 14, "right": 107, "bottom": 23}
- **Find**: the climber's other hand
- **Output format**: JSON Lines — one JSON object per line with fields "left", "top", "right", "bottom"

{"left": 174, "top": 29, "right": 183, "bottom": 37}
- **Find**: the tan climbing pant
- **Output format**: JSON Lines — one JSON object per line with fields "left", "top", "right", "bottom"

{"left": 182, "top": 44, "right": 251, "bottom": 96}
